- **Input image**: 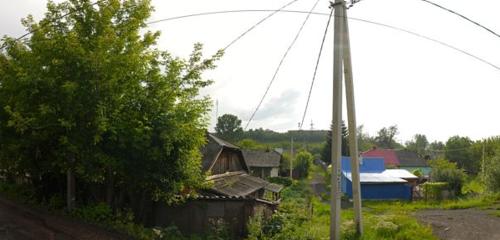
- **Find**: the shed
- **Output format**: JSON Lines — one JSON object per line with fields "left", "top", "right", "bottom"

{"left": 341, "top": 157, "right": 413, "bottom": 200}
{"left": 242, "top": 149, "right": 281, "bottom": 178}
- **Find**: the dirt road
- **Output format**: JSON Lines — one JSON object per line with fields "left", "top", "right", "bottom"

{"left": 416, "top": 208, "right": 500, "bottom": 240}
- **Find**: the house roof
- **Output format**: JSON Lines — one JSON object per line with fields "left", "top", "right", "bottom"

{"left": 361, "top": 148, "right": 400, "bottom": 166}
{"left": 242, "top": 150, "right": 281, "bottom": 168}
{"left": 382, "top": 169, "right": 418, "bottom": 179}
{"left": 201, "top": 134, "right": 248, "bottom": 172}
{"left": 395, "top": 150, "right": 427, "bottom": 167}
{"left": 343, "top": 171, "right": 408, "bottom": 184}
{"left": 207, "top": 171, "right": 282, "bottom": 197}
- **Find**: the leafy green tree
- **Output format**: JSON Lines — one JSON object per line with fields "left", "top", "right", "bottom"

{"left": 405, "top": 134, "right": 429, "bottom": 157}
{"left": 357, "top": 125, "right": 376, "bottom": 152}
{"left": 215, "top": 114, "right": 243, "bottom": 142}
{"left": 294, "top": 150, "right": 313, "bottom": 178}
{"left": 0, "top": 0, "right": 221, "bottom": 212}
{"left": 374, "top": 125, "right": 400, "bottom": 149}
{"left": 484, "top": 153, "right": 500, "bottom": 192}
{"left": 429, "top": 159, "right": 466, "bottom": 196}
{"left": 445, "top": 136, "right": 476, "bottom": 174}
{"left": 321, "top": 122, "right": 349, "bottom": 164}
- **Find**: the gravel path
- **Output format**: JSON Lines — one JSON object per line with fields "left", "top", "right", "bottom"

{"left": 416, "top": 208, "right": 500, "bottom": 240}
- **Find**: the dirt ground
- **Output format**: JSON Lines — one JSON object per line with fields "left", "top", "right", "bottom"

{"left": 416, "top": 208, "right": 500, "bottom": 240}
{"left": 0, "top": 196, "right": 130, "bottom": 240}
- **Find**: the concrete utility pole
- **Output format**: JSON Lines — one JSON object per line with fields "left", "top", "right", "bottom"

{"left": 330, "top": 1, "right": 363, "bottom": 239}
{"left": 330, "top": 1, "right": 344, "bottom": 239}
{"left": 290, "top": 136, "right": 294, "bottom": 179}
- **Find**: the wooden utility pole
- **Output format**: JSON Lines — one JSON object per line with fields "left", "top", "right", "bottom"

{"left": 330, "top": 1, "right": 363, "bottom": 239}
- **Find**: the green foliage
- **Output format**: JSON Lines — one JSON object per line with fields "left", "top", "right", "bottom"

{"left": 268, "top": 176, "right": 292, "bottom": 187}
{"left": 294, "top": 150, "right": 313, "bottom": 179}
{"left": 461, "top": 177, "right": 486, "bottom": 196}
{"left": 238, "top": 138, "right": 266, "bottom": 150}
{"left": 405, "top": 134, "right": 429, "bottom": 157}
{"left": 429, "top": 159, "right": 467, "bottom": 196}
{"left": 215, "top": 114, "right": 243, "bottom": 142}
{"left": 445, "top": 136, "right": 476, "bottom": 173}
{"left": 412, "top": 168, "right": 424, "bottom": 178}
{"left": 422, "top": 182, "right": 449, "bottom": 201}
{"left": 0, "top": 0, "right": 221, "bottom": 208}
{"left": 374, "top": 125, "right": 400, "bottom": 149}
{"left": 484, "top": 152, "right": 500, "bottom": 192}
{"left": 321, "top": 122, "right": 349, "bottom": 164}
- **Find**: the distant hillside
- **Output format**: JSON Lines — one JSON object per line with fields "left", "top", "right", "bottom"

{"left": 243, "top": 128, "right": 328, "bottom": 143}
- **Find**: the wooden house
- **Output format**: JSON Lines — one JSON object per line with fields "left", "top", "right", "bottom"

{"left": 152, "top": 134, "right": 282, "bottom": 238}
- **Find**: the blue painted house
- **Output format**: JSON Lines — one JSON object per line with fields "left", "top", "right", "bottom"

{"left": 341, "top": 157, "right": 414, "bottom": 200}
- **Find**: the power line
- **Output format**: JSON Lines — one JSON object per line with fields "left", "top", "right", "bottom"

{"left": 299, "top": 7, "right": 334, "bottom": 130}
{"left": 222, "top": 0, "right": 301, "bottom": 51}
{"left": 244, "top": 0, "right": 321, "bottom": 130}
{"left": 417, "top": 0, "right": 500, "bottom": 39}
{"left": 147, "top": 9, "right": 500, "bottom": 72}
{"left": 0, "top": 0, "right": 105, "bottom": 51}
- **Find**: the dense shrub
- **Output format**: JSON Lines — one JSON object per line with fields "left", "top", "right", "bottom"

{"left": 267, "top": 177, "right": 292, "bottom": 187}
{"left": 422, "top": 182, "right": 449, "bottom": 201}
{"left": 484, "top": 153, "right": 500, "bottom": 192}
{"left": 429, "top": 159, "right": 467, "bottom": 196}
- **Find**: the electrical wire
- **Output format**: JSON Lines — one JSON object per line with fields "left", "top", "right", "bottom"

{"left": 222, "top": 0, "right": 301, "bottom": 51}
{"left": 244, "top": 0, "right": 321, "bottom": 130}
{"left": 147, "top": 9, "right": 500, "bottom": 71}
{"left": 299, "top": 7, "right": 334, "bottom": 130}
{"left": 417, "top": 0, "right": 500, "bottom": 39}
{"left": 0, "top": 0, "right": 105, "bottom": 50}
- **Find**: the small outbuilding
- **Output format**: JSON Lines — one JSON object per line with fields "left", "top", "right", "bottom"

{"left": 242, "top": 149, "right": 281, "bottom": 179}
{"left": 341, "top": 157, "right": 415, "bottom": 200}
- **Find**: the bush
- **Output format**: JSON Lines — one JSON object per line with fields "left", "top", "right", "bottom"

{"left": 375, "top": 220, "right": 399, "bottom": 237}
{"left": 267, "top": 176, "right": 292, "bottom": 187}
{"left": 429, "top": 159, "right": 467, "bottom": 196}
{"left": 484, "top": 154, "right": 500, "bottom": 192}
{"left": 422, "top": 182, "right": 448, "bottom": 201}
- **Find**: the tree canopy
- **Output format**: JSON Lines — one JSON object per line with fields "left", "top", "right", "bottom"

{"left": 215, "top": 113, "right": 243, "bottom": 142}
{"left": 0, "top": 0, "right": 222, "bottom": 210}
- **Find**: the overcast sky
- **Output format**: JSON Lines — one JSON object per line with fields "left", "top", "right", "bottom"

{"left": 1, "top": 0, "right": 500, "bottom": 144}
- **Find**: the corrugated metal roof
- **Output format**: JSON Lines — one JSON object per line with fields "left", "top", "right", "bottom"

{"left": 242, "top": 150, "right": 281, "bottom": 168}
{"left": 343, "top": 171, "right": 408, "bottom": 183}
{"left": 382, "top": 169, "right": 418, "bottom": 179}
{"left": 362, "top": 148, "right": 400, "bottom": 166}
{"left": 208, "top": 172, "right": 282, "bottom": 197}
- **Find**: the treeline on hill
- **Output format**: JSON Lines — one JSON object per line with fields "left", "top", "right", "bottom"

{"left": 215, "top": 114, "right": 500, "bottom": 193}
{"left": 0, "top": 0, "right": 221, "bottom": 234}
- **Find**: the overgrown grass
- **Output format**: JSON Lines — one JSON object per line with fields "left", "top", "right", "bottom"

{"left": 248, "top": 181, "right": 439, "bottom": 240}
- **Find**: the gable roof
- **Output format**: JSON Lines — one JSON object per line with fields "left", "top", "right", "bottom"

{"left": 242, "top": 150, "right": 281, "bottom": 168}
{"left": 395, "top": 150, "right": 427, "bottom": 167}
{"left": 361, "top": 148, "right": 400, "bottom": 166}
{"left": 382, "top": 169, "right": 418, "bottom": 179}
{"left": 201, "top": 134, "right": 248, "bottom": 172}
